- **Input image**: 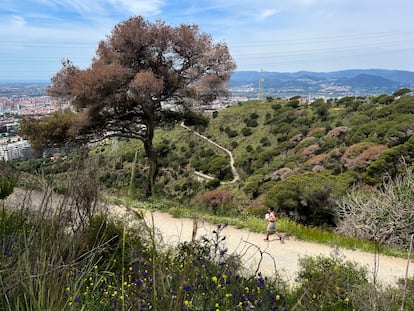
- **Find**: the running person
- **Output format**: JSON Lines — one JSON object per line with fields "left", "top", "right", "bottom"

{"left": 264, "top": 207, "right": 283, "bottom": 242}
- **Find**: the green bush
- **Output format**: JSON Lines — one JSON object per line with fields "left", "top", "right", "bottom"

{"left": 205, "top": 178, "right": 220, "bottom": 190}
{"left": 1, "top": 186, "right": 412, "bottom": 311}
{"left": 294, "top": 253, "right": 369, "bottom": 311}
{"left": 241, "top": 127, "right": 252, "bottom": 136}
{"left": 226, "top": 129, "right": 238, "bottom": 138}
{"left": 260, "top": 136, "right": 271, "bottom": 146}
{"left": 250, "top": 112, "right": 259, "bottom": 119}
{"left": 244, "top": 118, "right": 259, "bottom": 127}
{"left": 265, "top": 173, "right": 347, "bottom": 226}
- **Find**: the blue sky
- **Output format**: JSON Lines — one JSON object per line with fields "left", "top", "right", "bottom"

{"left": 1, "top": 0, "right": 414, "bottom": 81}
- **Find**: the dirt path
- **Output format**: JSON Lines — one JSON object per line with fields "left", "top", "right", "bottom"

{"left": 142, "top": 210, "right": 413, "bottom": 286}
{"left": 175, "top": 124, "right": 414, "bottom": 285}
{"left": 6, "top": 189, "right": 413, "bottom": 286}
{"left": 180, "top": 122, "right": 240, "bottom": 183}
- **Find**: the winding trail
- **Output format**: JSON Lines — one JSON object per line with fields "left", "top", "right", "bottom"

{"left": 174, "top": 124, "right": 413, "bottom": 285}
{"left": 180, "top": 122, "right": 240, "bottom": 183}
{"left": 5, "top": 188, "right": 413, "bottom": 286}
{"left": 142, "top": 209, "right": 413, "bottom": 286}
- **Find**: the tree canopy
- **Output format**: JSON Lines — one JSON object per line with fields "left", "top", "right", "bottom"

{"left": 19, "top": 111, "right": 80, "bottom": 156}
{"left": 46, "top": 16, "right": 236, "bottom": 198}
{"left": 264, "top": 172, "right": 347, "bottom": 226}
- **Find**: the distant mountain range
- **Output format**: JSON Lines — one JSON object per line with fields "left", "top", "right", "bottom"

{"left": 1, "top": 69, "right": 414, "bottom": 98}
{"left": 230, "top": 69, "right": 414, "bottom": 98}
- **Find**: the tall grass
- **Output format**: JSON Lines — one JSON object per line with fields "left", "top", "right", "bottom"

{"left": 130, "top": 200, "right": 408, "bottom": 259}
{"left": 2, "top": 187, "right": 413, "bottom": 310}
{"left": 1, "top": 156, "right": 413, "bottom": 310}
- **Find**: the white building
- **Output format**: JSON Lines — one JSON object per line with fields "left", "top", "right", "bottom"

{"left": 0, "top": 140, "right": 32, "bottom": 161}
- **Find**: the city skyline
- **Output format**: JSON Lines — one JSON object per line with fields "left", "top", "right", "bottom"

{"left": 1, "top": 0, "right": 414, "bottom": 81}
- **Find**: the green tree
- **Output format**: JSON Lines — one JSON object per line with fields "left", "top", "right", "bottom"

{"left": 365, "top": 135, "right": 414, "bottom": 184}
{"left": 19, "top": 111, "right": 79, "bottom": 156}
{"left": 392, "top": 87, "right": 411, "bottom": 97}
{"left": 208, "top": 156, "right": 229, "bottom": 180}
{"left": 311, "top": 98, "right": 330, "bottom": 120}
{"left": 241, "top": 127, "right": 253, "bottom": 136}
{"left": 265, "top": 173, "right": 346, "bottom": 226}
{"left": 47, "top": 16, "right": 236, "bottom": 199}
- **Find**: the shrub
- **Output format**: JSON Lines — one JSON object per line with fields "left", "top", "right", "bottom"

{"left": 250, "top": 112, "right": 259, "bottom": 119}
{"left": 245, "top": 144, "right": 254, "bottom": 152}
{"left": 271, "top": 103, "right": 282, "bottom": 110}
{"left": 245, "top": 118, "right": 259, "bottom": 127}
{"left": 260, "top": 136, "right": 271, "bottom": 146}
{"left": 0, "top": 174, "right": 17, "bottom": 201}
{"left": 337, "top": 165, "right": 414, "bottom": 248}
{"left": 200, "top": 189, "right": 232, "bottom": 214}
{"left": 204, "top": 177, "right": 220, "bottom": 190}
{"left": 265, "top": 173, "right": 346, "bottom": 226}
{"left": 241, "top": 127, "right": 252, "bottom": 136}
{"left": 294, "top": 253, "right": 369, "bottom": 311}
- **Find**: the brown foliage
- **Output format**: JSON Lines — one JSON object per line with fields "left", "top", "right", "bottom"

{"left": 307, "top": 127, "right": 326, "bottom": 137}
{"left": 128, "top": 70, "right": 164, "bottom": 102}
{"left": 341, "top": 143, "right": 387, "bottom": 170}
{"left": 300, "top": 144, "right": 320, "bottom": 159}
{"left": 47, "top": 16, "right": 236, "bottom": 198}
{"left": 201, "top": 189, "right": 231, "bottom": 207}
{"left": 271, "top": 167, "right": 300, "bottom": 180}
{"left": 324, "top": 126, "right": 350, "bottom": 138}
{"left": 306, "top": 154, "right": 327, "bottom": 166}
{"left": 289, "top": 133, "right": 302, "bottom": 143}
{"left": 311, "top": 164, "right": 325, "bottom": 172}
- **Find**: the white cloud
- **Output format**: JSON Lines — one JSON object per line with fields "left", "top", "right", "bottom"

{"left": 258, "top": 8, "right": 278, "bottom": 20}
{"left": 37, "top": 0, "right": 92, "bottom": 13}
{"left": 9, "top": 15, "right": 27, "bottom": 28}
{"left": 35, "top": 0, "right": 164, "bottom": 17}
{"left": 109, "top": 0, "right": 164, "bottom": 15}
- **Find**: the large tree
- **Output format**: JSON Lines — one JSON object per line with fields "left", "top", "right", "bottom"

{"left": 47, "top": 16, "right": 236, "bottom": 198}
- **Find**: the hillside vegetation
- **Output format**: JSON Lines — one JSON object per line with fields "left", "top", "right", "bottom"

{"left": 4, "top": 90, "right": 414, "bottom": 310}
{"left": 12, "top": 90, "right": 414, "bottom": 244}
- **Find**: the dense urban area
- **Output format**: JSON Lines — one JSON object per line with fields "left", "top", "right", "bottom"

{"left": 2, "top": 68, "right": 413, "bottom": 162}
{"left": 0, "top": 83, "right": 60, "bottom": 161}
{"left": 0, "top": 82, "right": 248, "bottom": 161}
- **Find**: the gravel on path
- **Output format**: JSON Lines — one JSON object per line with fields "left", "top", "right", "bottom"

{"left": 6, "top": 188, "right": 413, "bottom": 286}
{"left": 143, "top": 210, "right": 413, "bottom": 286}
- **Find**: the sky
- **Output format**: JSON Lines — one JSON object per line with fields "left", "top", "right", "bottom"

{"left": 1, "top": 0, "right": 414, "bottom": 81}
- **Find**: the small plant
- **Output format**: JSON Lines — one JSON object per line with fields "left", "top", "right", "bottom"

{"left": 0, "top": 162, "right": 17, "bottom": 201}
{"left": 294, "top": 252, "right": 369, "bottom": 310}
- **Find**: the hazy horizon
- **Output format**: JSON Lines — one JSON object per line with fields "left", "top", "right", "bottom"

{"left": 1, "top": 1, "right": 414, "bottom": 81}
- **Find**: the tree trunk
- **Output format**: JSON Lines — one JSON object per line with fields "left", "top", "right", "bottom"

{"left": 143, "top": 129, "right": 158, "bottom": 200}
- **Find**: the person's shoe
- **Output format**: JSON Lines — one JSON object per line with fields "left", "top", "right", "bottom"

{"left": 264, "top": 237, "right": 269, "bottom": 241}
{"left": 279, "top": 236, "right": 284, "bottom": 243}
